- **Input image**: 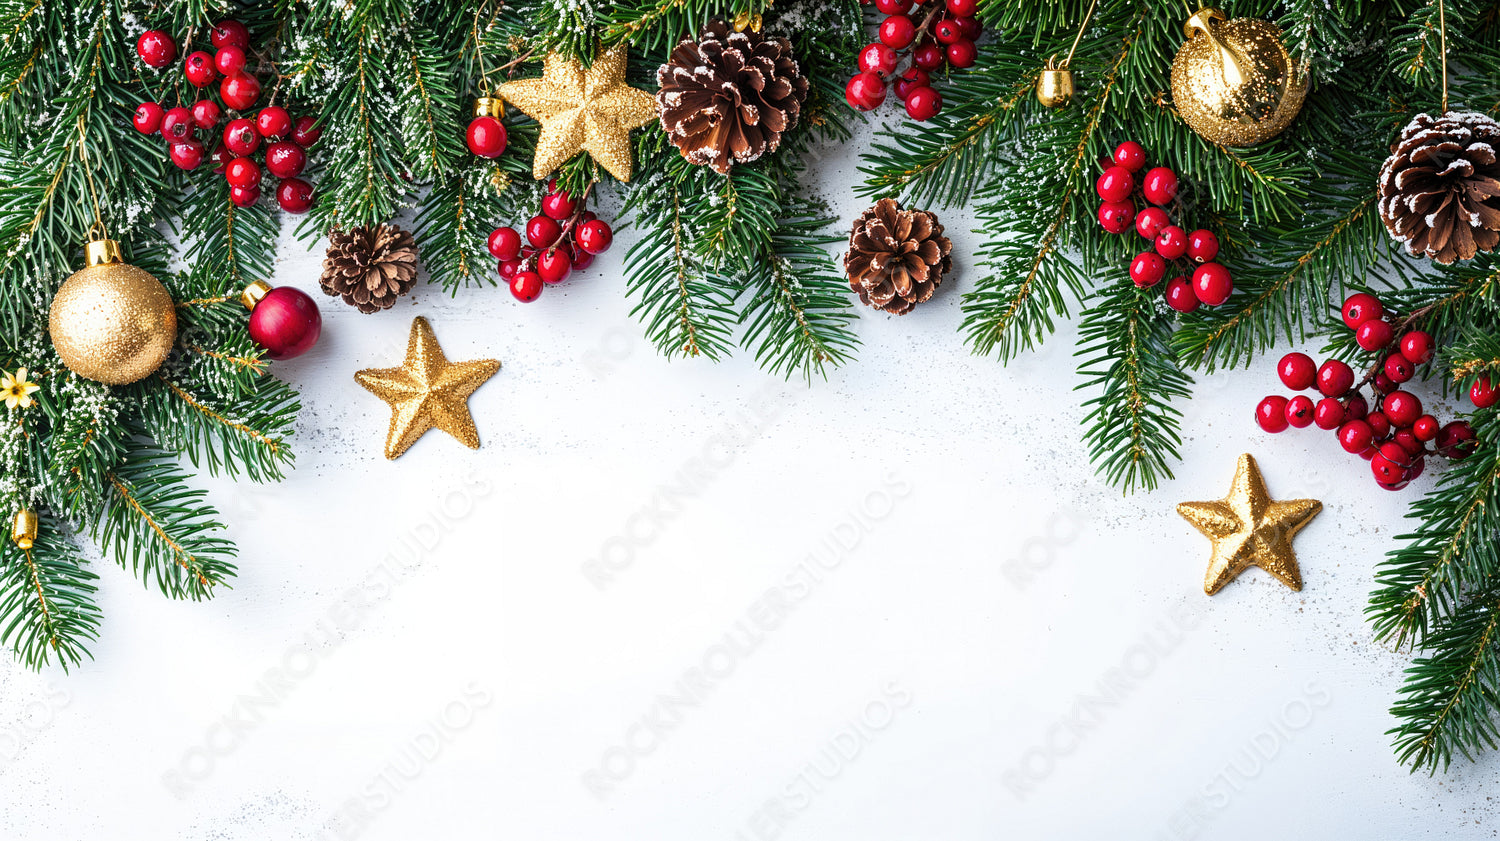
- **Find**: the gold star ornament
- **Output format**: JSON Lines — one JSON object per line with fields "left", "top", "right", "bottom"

{"left": 355, "top": 317, "right": 500, "bottom": 460}
{"left": 497, "top": 46, "right": 659, "bottom": 182}
{"left": 1177, "top": 454, "right": 1322, "bottom": 595}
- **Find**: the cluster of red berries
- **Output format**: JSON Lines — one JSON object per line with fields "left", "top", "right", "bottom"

{"left": 1094, "top": 141, "right": 1231, "bottom": 312}
{"left": 1255, "top": 292, "right": 1479, "bottom": 491}
{"left": 489, "top": 183, "right": 615, "bottom": 303}
{"left": 133, "top": 22, "right": 318, "bottom": 214}
{"left": 846, "top": 0, "right": 982, "bottom": 121}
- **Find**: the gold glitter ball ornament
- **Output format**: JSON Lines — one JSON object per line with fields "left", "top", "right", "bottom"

{"left": 355, "top": 317, "right": 501, "bottom": 460}
{"left": 1177, "top": 453, "right": 1322, "bottom": 595}
{"left": 48, "top": 239, "right": 177, "bottom": 385}
{"left": 496, "top": 46, "right": 659, "bottom": 182}
{"left": 1169, "top": 8, "right": 1309, "bottom": 147}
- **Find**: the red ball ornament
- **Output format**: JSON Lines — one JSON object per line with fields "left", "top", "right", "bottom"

{"left": 133, "top": 102, "right": 164, "bottom": 135}
{"left": 1134, "top": 206, "right": 1168, "bottom": 240}
{"left": 845, "top": 72, "right": 887, "bottom": 111}
{"left": 184, "top": 52, "right": 217, "bottom": 88}
{"left": 275, "top": 178, "right": 314, "bottom": 214}
{"left": 488, "top": 227, "right": 523, "bottom": 261}
{"left": 265, "top": 141, "right": 307, "bottom": 178}
{"left": 1112, "top": 141, "right": 1147, "bottom": 172}
{"left": 467, "top": 115, "right": 508, "bottom": 158}
{"left": 509, "top": 271, "right": 544, "bottom": 303}
{"left": 1097, "top": 200, "right": 1135, "bottom": 234}
{"left": 220, "top": 71, "right": 262, "bottom": 110}
{"left": 136, "top": 30, "right": 177, "bottom": 69}
{"left": 1095, "top": 166, "right": 1134, "bottom": 203}
{"left": 1186, "top": 229, "right": 1218, "bottom": 263}
{"left": 1256, "top": 395, "right": 1290, "bottom": 433}
{"left": 576, "top": 219, "right": 614, "bottom": 255}
{"left": 1165, "top": 276, "right": 1199, "bottom": 313}
{"left": 1341, "top": 292, "right": 1383, "bottom": 329}
{"left": 1191, "top": 262, "right": 1232, "bottom": 306}
{"left": 245, "top": 283, "right": 321, "bottom": 360}
{"left": 1277, "top": 352, "right": 1317, "bottom": 390}
{"left": 1154, "top": 225, "right": 1187, "bottom": 260}
{"left": 904, "top": 86, "right": 943, "bottom": 121}
{"left": 1141, "top": 167, "right": 1178, "bottom": 205}
{"left": 211, "top": 20, "right": 251, "bottom": 50}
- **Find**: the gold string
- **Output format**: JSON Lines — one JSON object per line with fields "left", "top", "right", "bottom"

{"left": 1438, "top": 0, "right": 1449, "bottom": 113}
{"left": 1061, "top": 0, "right": 1102, "bottom": 69}
{"left": 76, "top": 116, "right": 107, "bottom": 241}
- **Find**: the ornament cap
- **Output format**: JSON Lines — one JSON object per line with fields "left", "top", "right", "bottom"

{"left": 1183, "top": 6, "right": 1227, "bottom": 39}
{"left": 241, "top": 279, "right": 273, "bottom": 311}
{"left": 473, "top": 97, "right": 502, "bottom": 119}
{"left": 11, "top": 508, "right": 37, "bottom": 550}
{"left": 85, "top": 238, "right": 123, "bottom": 267}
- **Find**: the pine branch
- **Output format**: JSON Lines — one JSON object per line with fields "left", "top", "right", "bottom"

{"left": 0, "top": 512, "right": 100, "bottom": 671}
{"left": 1387, "top": 590, "right": 1500, "bottom": 773}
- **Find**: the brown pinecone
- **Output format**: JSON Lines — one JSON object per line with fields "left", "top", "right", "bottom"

{"left": 656, "top": 21, "right": 809, "bottom": 175}
{"left": 320, "top": 224, "right": 420, "bottom": 313}
{"left": 1378, "top": 111, "right": 1500, "bottom": 264}
{"left": 845, "top": 199, "right": 952, "bottom": 315}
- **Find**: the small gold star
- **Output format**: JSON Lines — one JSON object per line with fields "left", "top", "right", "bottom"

{"left": 1177, "top": 453, "right": 1322, "bottom": 595}
{"left": 355, "top": 317, "right": 500, "bottom": 460}
{"left": 497, "top": 46, "right": 658, "bottom": 182}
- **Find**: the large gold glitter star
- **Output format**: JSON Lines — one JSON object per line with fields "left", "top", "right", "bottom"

{"left": 354, "top": 317, "right": 500, "bottom": 460}
{"left": 1177, "top": 454, "right": 1322, "bottom": 595}
{"left": 497, "top": 46, "right": 658, "bottom": 182}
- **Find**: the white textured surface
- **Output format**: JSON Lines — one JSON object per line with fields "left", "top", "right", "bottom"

{"left": 2, "top": 123, "right": 1499, "bottom": 841}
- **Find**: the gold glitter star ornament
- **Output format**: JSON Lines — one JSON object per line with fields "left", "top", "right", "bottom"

{"left": 1177, "top": 453, "right": 1322, "bottom": 595}
{"left": 496, "top": 46, "right": 659, "bottom": 182}
{"left": 355, "top": 317, "right": 500, "bottom": 460}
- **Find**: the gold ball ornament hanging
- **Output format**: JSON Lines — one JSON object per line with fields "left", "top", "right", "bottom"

{"left": 1035, "top": 57, "right": 1076, "bottom": 108}
{"left": 1169, "top": 7, "right": 1309, "bottom": 147}
{"left": 48, "top": 239, "right": 177, "bottom": 385}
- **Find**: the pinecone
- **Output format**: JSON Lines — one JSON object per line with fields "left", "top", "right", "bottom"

{"left": 656, "top": 21, "right": 809, "bottom": 175}
{"left": 845, "top": 199, "right": 953, "bottom": 315}
{"left": 1378, "top": 111, "right": 1500, "bottom": 264}
{"left": 320, "top": 224, "right": 420, "bottom": 313}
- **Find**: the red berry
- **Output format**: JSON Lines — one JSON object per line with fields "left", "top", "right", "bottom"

{"left": 1154, "top": 225, "right": 1187, "bottom": 260}
{"left": 1112, "top": 141, "right": 1147, "bottom": 172}
{"left": 467, "top": 115, "right": 508, "bottom": 158}
{"left": 136, "top": 30, "right": 176, "bottom": 69}
{"left": 292, "top": 116, "right": 322, "bottom": 148}
{"left": 1096, "top": 166, "right": 1134, "bottom": 203}
{"left": 1413, "top": 415, "right": 1440, "bottom": 442}
{"left": 220, "top": 71, "right": 262, "bottom": 110}
{"left": 1366, "top": 410, "right": 1391, "bottom": 440}
{"left": 571, "top": 247, "right": 595, "bottom": 272}
{"left": 1142, "top": 167, "right": 1178, "bottom": 205}
{"left": 876, "top": 0, "right": 912, "bottom": 12}
{"left": 1098, "top": 200, "right": 1135, "bottom": 234}
{"left": 265, "top": 141, "right": 306, "bottom": 178}
{"left": 1316, "top": 359, "right": 1354, "bottom": 397}
{"left": 576, "top": 219, "right": 614, "bottom": 255}
{"left": 912, "top": 42, "right": 945, "bottom": 70}
{"left": 1129, "top": 252, "right": 1166, "bottom": 287}
{"left": 1384, "top": 352, "right": 1414, "bottom": 384}
{"left": 893, "top": 67, "right": 931, "bottom": 100}
{"left": 509, "top": 271, "right": 543, "bottom": 303}
{"left": 223, "top": 118, "right": 260, "bottom": 156}
{"left": 1314, "top": 398, "right": 1345, "bottom": 430}
{"left": 498, "top": 258, "right": 523, "bottom": 280}
{"left": 229, "top": 182, "right": 260, "bottom": 208}
{"left": 1256, "top": 395, "right": 1290, "bottom": 433}
{"left": 945, "top": 39, "right": 978, "bottom": 69}
{"left": 1285, "top": 395, "right": 1314, "bottom": 429}
{"left": 1165, "top": 276, "right": 1199, "bottom": 313}
{"left": 1437, "top": 421, "right": 1477, "bottom": 459}
{"left": 956, "top": 16, "right": 982, "bottom": 40}
{"left": 1383, "top": 391, "right": 1423, "bottom": 427}
{"left": 161, "top": 106, "right": 195, "bottom": 141}
{"left": 211, "top": 20, "right": 250, "bottom": 50}
{"left": 845, "top": 72, "right": 887, "bottom": 111}
{"left": 1341, "top": 292, "right": 1383, "bottom": 329}
{"left": 256, "top": 106, "right": 292, "bottom": 139}
{"left": 488, "top": 227, "right": 522, "bottom": 261}
{"left": 879, "top": 15, "right": 918, "bottom": 49}
{"left": 1399, "top": 330, "right": 1434, "bottom": 364}
{"left": 1338, "top": 420, "right": 1374, "bottom": 453}
{"left": 133, "top": 102, "right": 164, "bottom": 135}
{"left": 1186, "top": 229, "right": 1219, "bottom": 263}
{"left": 1134, "top": 206, "right": 1168, "bottom": 240}
{"left": 1373, "top": 372, "right": 1396, "bottom": 394}
{"left": 933, "top": 19, "right": 964, "bottom": 45}
{"left": 1346, "top": 394, "right": 1369, "bottom": 419}
{"left": 904, "top": 86, "right": 943, "bottom": 121}
{"left": 1393, "top": 428, "right": 1424, "bottom": 457}
{"left": 191, "top": 100, "right": 221, "bottom": 130}
{"left": 210, "top": 143, "right": 232, "bottom": 175}
{"left": 214, "top": 46, "right": 246, "bottom": 75}
{"left": 1471, "top": 375, "right": 1499, "bottom": 408}
{"left": 1191, "top": 262, "right": 1233, "bottom": 306}
{"left": 859, "top": 43, "right": 899, "bottom": 75}
{"left": 184, "top": 51, "right": 217, "bottom": 88}
{"left": 1354, "top": 319, "right": 1394, "bottom": 352}
{"left": 224, "top": 157, "right": 260, "bottom": 188}
{"left": 1277, "top": 352, "right": 1317, "bottom": 390}
{"left": 536, "top": 248, "right": 573, "bottom": 284}
{"left": 542, "top": 190, "right": 577, "bottom": 221}
{"left": 526, "top": 215, "right": 561, "bottom": 248}
{"left": 1371, "top": 444, "right": 1410, "bottom": 485}
{"left": 276, "top": 178, "right": 314, "bottom": 214}
{"left": 945, "top": 0, "right": 978, "bottom": 16}
{"left": 169, "top": 139, "right": 205, "bottom": 170}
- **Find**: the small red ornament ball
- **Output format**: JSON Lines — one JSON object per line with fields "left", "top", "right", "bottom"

{"left": 1383, "top": 390, "right": 1423, "bottom": 427}
{"left": 220, "top": 71, "right": 262, "bottom": 110}
{"left": 879, "top": 15, "right": 917, "bottom": 49}
{"left": 1354, "top": 318, "right": 1394, "bottom": 351}
{"left": 576, "top": 219, "right": 614, "bottom": 255}
{"left": 225, "top": 157, "right": 260, "bottom": 188}
{"left": 1277, "top": 352, "right": 1317, "bottom": 390}
{"left": 1314, "top": 398, "right": 1345, "bottom": 430}
{"left": 292, "top": 116, "right": 322, "bottom": 148}
{"left": 859, "top": 43, "right": 899, "bottom": 75}
{"left": 1191, "top": 262, "right": 1232, "bottom": 306}
{"left": 1399, "top": 330, "right": 1433, "bottom": 364}
{"left": 275, "top": 178, "right": 314, "bottom": 214}
{"left": 1129, "top": 252, "right": 1166, "bottom": 287}
{"left": 229, "top": 182, "right": 260, "bottom": 208}
{"left": 846, "top": 72, "right": 887, "bottom": 111}
{"left": 211, "top": 20, "right": 251, "bottom": 50}
{"left": 1316, "top": 359, "right": 1354, "bottom": 397}
{"left": 136, "top": 30, "right": 177, "bottom": 69}
{"left": 1256, "top": 395, "right": 1290, "bottom": 433}
{"left": 256, "top": 106, "right": 292, "bottom": 139}
{"left": 184, "top": 52, "right": 217, "bottom": 88}
{"left": 1134, "top": 206, "right": 1168, "bottom": 240}
{"left": 1097, "top": 200, "right": 1135, "bottom": 234}
{"left": 1112, "top": 141, "right": 1147, "bottom": 172}
{"left": 248, "top": 286, "right": 321, "bottom": 360}
{"left": 1095, "top": 166, "right": 1134, "bottom": 203}
{"left": 509, "top": 271, "right": 544, "bottom": 303}
{"left": 1341, "top": 292, "right": 1383, "bottom": 329}
{"left": 1154, "top": 225, "right": 1187, "bottom": 260}
{"left": 1285, "top": 395, "right": 1315, "bottom": 429}
{"left": 488, "top": 226, "right": 523, "bottom": 261}
{"left": 1165, "top": 276, "right": 1199, "bottom": 313}
{"left": 133, "top": 103, "right": 164, "bottom": 135}
{"left": 265, "top": 142, "right": 307, "bottom": 178}
{"left": 904, "top": 86, "right": 943, "bottom": 121}
{"left": 1186, "top": 229, "right": 1218, "bottom": 263}
{"left": 1141, "top": 167, "right": 1178, "bottom": 205}
{"left": 467, "top": 115, "right": 508, "bottom": 158}
{"left": 1471, "top": 375, "right": 1499, "bottom": 408}
{"left": 214, "top": 45, "right": 246, "bottom": 76}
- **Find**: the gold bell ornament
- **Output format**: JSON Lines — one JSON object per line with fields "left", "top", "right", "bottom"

{"left": 1035, "top": 0, "right": 1097, "bottom": 108}
{"left": 11, "top": 509, "right": 38, "bottom": 550}
{"left": 48, "top": 238, "right": 177, "bottom": 385}
{"left": 1169, "top": 7, "right": 1309, "bottom": 147}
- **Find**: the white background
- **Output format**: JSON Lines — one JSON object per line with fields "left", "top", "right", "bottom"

{"left": 2, "top": 116, "right": 1498, "bottom": 841}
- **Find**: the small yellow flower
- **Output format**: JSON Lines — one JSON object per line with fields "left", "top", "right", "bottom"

{"left": 1, "top": 367, "right": 40, "bottom": 410}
